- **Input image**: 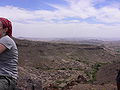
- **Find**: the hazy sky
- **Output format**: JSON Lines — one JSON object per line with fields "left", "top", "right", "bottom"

{"left": 0, "top": 0, "right": 120, "bottom": 39}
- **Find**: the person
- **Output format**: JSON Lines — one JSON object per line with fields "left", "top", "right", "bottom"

{"left": 0, "top": 17, "right": 18, "bottom": 90}
{"left": 117, "top": 70, "right": 120, "bottom": 90}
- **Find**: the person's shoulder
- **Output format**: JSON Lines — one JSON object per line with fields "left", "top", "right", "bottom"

{"left": 1, "top": 35, "right": 10, "bottom": 39}
{"left": 1, "top": 35, "right": 15, "bottom": 43}
{"left": 1, "top": 35, "right": 10, "bottom": 40}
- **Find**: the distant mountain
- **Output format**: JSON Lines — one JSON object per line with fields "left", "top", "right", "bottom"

{"left": 50, "top": 38, "right": 104, "bottom": 45}
{"left": 17, "top": 37, "right": 104, "bottom": 45}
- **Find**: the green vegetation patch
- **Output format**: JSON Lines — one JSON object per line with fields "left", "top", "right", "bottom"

{"left": 85, "top": 62, "right": 107, "bottom": 83}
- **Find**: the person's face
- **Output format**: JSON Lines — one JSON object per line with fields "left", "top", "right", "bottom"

{"left": 0, "top": 21, "right": 8, "bottom": 38}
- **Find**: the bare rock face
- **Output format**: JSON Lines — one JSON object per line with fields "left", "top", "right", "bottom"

{"left": 17, "top": 67, "right": 43, "bottom": 90}
{"left": 61, "top": 75, "right": 87, "bottom": 90}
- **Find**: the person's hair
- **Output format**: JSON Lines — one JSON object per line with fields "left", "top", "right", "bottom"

{"left": 0, "top": 18, "right": 12, "bottom": 37}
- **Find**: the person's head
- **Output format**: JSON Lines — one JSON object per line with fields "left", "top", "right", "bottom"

{"left": 0, "top": 17, "right": 12, "bottom": 38}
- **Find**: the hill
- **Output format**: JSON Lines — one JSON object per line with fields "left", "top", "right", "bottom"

{"left": 14, "top": 38, "right": 120, "bottom": 90}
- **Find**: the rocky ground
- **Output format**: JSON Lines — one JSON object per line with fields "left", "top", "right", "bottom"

{"left": 14, "top": 38, "right": 120, "bottom": 90}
